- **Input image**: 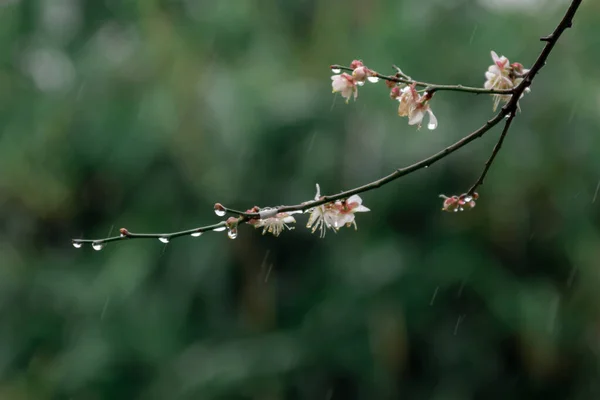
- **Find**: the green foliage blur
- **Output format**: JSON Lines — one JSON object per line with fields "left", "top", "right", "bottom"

{"left": 1, "top": 0, "right": 599, "bottom": 398}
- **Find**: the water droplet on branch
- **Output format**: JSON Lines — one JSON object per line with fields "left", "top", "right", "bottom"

{"left": 214, "top": 209, "right": 226, "bottom": 217}
{"left": 213, "top": 226, "right": 226, "bottom": 232}
{"left": 367, "top": 76, "right": 379, "bottom": 83}
{"left": 331, "top": 67, "right": 341, "bottom": 74}
{"left": 191, "top": 232, "right": 202, "bottom": 237}
{"left": 227, "top": 229, "right": 238, "bottom": 239}
{"left": 158, "top": 237, "right": 169, "bottom": 244}
{"left": 72, "top": 242, "right": 83, "bottom": 249}
{"left": 92, "top": 242, "right": 104, "bottom": 251}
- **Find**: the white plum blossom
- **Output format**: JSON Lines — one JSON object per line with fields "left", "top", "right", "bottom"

{"left": 306, "top": 184, "right": 370, "bottom": 238}
{"left": 335, "top": 194, "right": 370, "bottom": 229}
{"left": 484, "top": 51, "right": 530, "bottom": 111}
{"left": 331, "top": 73, "right": 357, "bottom": 103}
{"left": 249, "top": 213, "right": 296, "bottom": 237}
{"left": 396, "top": 84, "right": 438, "bottom": 130}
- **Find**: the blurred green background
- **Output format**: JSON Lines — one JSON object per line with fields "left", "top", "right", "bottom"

{"left": 1, "top": 0, "right": 599, "bottom": 398}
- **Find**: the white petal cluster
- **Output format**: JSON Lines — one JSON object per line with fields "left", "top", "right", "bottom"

{"left": 306, "top": 184, "right": 370, "bottom": 238}
{"left": 484, "top": 51, "right": 530, "bottom": 111}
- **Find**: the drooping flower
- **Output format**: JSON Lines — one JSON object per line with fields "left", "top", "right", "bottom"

{"left": 484, "top": 51, "right": 530, "bottom": 111}
{"left": 396, "top": 84, "right": 438, "bottom": 130}
{"left": 331, "top": 73, "right": 357, "bottom": 103}
{"left": 249, "top": 213, "right": 296, "bottom": 237}
{"left": 305, "top": 184, "right": 370, "bottom": 237}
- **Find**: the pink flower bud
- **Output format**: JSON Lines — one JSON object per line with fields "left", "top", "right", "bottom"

{"left": 226, "top": 217, "right": 239, "bottom": 229}
{"left": 352, "top": 66, "right": 368, "bottom": 82}
{"left": 390, "top": 86, "right": 401, "bottom": 99}
{"left": 350, "top": 60, "right": 364, "bottom": 69}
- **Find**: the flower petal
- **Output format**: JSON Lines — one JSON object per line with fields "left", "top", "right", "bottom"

{"left": 426, "top": 109, "right": 438, "bottom": 130}
{"left": 347, "top": 194, "right": 363, "bottom": 206}
{"left": 408, "top": 109, "right": 425, "bottom": 126}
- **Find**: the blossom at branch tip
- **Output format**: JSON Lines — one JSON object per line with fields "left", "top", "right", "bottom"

{"left": 484, "top": 51, "right": 530, "bottom": 111}
{"left": 440, "top": 192, "right": 479, "bottom": 212}
{"left": 331, "top": 73, "right": 357, "bottom": 103}
{"left": 396, "top": 84, "right": 438, "bottom": 130}
{"left": 248, "top": 213, "right": 296, "bottom": 237}
{"left": 306, "top": 184, "right": 370, "bottom": 238}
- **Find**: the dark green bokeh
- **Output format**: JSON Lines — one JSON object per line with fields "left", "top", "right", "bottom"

{"left": 0, "top": 0, "right": 599, "bottom": 398}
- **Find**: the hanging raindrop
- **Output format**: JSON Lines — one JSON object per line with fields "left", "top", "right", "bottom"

{"left": 213, "top": 226, "right": 226, "bottom": 232}
{"left": 367, "top": 76, "right": 380, "bottom": 83}
{"left": 72, "top": 242, "right": 83, "bottom": 249}
{"left": 92, "top": 242, "right": 104, "bottom": 251}
{"left": 464, "top": 196, "right": 473, "bottom": 203}
{"left": 214, "top": 209, "right": 226, "bottom": 217}
{"left": 227, "top": 229, "right": 238, "bottom": 239}
{"left": 191, "top": 232, "right": 202, "bottom": 237}
{"left": 158, "top": 237, "right": 169, "bottom": 244}
{"left": 331, "top": 67, "right": 341, "bottom": 74}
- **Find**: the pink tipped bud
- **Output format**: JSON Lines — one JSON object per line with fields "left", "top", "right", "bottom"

{"left": 441, "top": 195, "right": 460, "bottom": 212}
{"left": 119, "top": 227, "right": 130, "bottom": 236}
{"left": 352, "top": 66, "right": 368, "bottom": 82}
{"left": 350, "top": 59, "right": 364, "bottom": 69}
{"left": 390, "top": 86, "right": 401, "bottom": 99}
{"left": 226, "top": 217, "right": 239, "bottom": 229}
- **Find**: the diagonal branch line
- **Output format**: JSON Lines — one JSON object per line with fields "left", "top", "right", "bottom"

{"left": 72, "top": 0, "right": 582, "bottom": 247}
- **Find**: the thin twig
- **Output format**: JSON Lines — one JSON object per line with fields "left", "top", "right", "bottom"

{"left": 467, "top": 110, "right": 516, "bottom": 195}
{"left": 72, "top": 220, "right": 232, "bottom": 247}
{"left": 72, "top": 0, "right": 582, "bottom": 246}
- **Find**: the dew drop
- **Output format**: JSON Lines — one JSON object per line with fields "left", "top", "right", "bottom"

{"left": 214, "top": 209, "right": 226, "bottom": 217}
{"left": 92, "top": 242, "right": 104, "bottom": 251}
{"left": 427, "top": 122, "right": 436, "bottom": 130}
{"left": 227, "top": 229, "right": 238, "bottom": 239}
{"left": 72, "top": 242, "right": 83, "bottom": 249}
{"left": 158, "top": 237, "right": 169, "bottom": 244}
{"left": 464, "top": 196, "right": 473, "bottom": 202}
{"left": 425, "top": 165, "right": 429, "bottom": 169}
{"left": 331, "top": 67, "right": 341, "bottom": 74}
{"left": 213, "top": 226, "right": 227, "bottom": 232}
{"left": 459, "top": 207, "right": 464, "bottom": 211}
{"left": 191, "top": 232, "right": 202, "bottom": 237}
{"left": 367, "top": 76, "right": 379, "bottom": 83}
{"left": 120, "top": 234, "right": 125, "bottom": 238}
{"left": 356, "top": 81, "right": 365, "bottom": 86}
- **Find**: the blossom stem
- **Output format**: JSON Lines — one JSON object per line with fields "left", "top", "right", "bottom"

{"left": 330, "top": 65, "right": 516, "bottom": 95}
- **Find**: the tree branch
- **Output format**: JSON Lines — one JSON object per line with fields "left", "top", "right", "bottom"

{"left": 72, "top": 0, "right": 582, "bottom": 247}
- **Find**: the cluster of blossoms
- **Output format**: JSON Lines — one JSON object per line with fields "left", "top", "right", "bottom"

{"left": 330, "top": 60, "right": 378, "bottom": 103}
{"left": 240, "top": 184, "right": 370, "bottom": 238}
{"left": 305, "top": 184, "right": 370, "bottom": 237}
{"left": 439, "top": 192, "right": 479, "bottom": 212}
{"left": 484, "top": 51, "right": 530, "bottom": 111}
{"left": 331, "top": 59, "right": 439, "bottom": 130}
